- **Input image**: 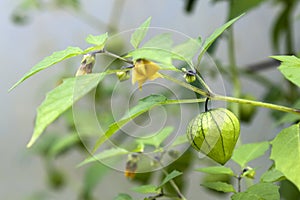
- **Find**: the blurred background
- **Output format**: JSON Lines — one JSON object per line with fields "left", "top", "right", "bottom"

{"left": 1, "top": 0, "right": 300, "bottom": 199}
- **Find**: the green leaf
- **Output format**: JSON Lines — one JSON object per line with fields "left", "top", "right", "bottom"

{"left": 270, "top": 124, "right": 300, "bottom": 190}
{"left": 158, "top": 170, "right": 182, "bottom": 188}
{"left": 232, "top": 183, "right": 280, "bottom": 200}
{"left": 27, "top": 73, "right": 106, "bottom": 147}
{"left": 49, "top": 133, "right": 79, "bottom": 157}
{"left": 229, "top": 0, "right": 265, "bottom": 19}
{"left": 10, "top": 46, "right": 83, "bottom": 91}
{"left": 143, "top": 33, "right": 173, "bottom": 49}
{"left": 130, "top": 17, "right": 151, "bottom": 49}
{"left": 172, "top": 38, "right": 202, "bottom": 61}
{"left": 271, "top": 4, "right": 294, "bottom": 51}
{"left": 260, "top": 168, "right": 285, "bottom": 183}
{"left": 92, "top": 94, "right": 168, "bottom": 152}
{"left": 272, "top": 55, "right": 300, "bottom": 88}
{"left": 136, "top": 126, "right": 174, "bottom": 148}
{"left": 127, "top": 33, "right": 174, "bottom": 66}
{"left": 196, "top": 166, "right": 235, "bottom": 176}
{"left": 79, "top": 147, "right": 129, "bottom": 166}
{"left": 198, "top": 14, "right": 244, "bottom": 63}
{"left": 131, "top": 184, "right": 160, "bottom": 194}
{"left": 232, "top": 141, "right": 269, "bottom": 167}
{"left": 85, "top": 32, "right": 108, "bottom": 46}
{"left": 84, "top": 32, "right": 108, "bottom": 52}
{"left": 201, "top": 181, "right": 236, "bottom": 193}
{"left": 114, "top": 193, "right": 133, "bottom": 200}
{"left": 126, "top": 48, "right": 174, "bottom": 67}
{"left": 231, "top": 192, "right": 260, "bottom": 200}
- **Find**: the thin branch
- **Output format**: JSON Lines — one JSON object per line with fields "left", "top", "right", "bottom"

{"left": 245, "top": 59, "right": 280, "bottom": 72}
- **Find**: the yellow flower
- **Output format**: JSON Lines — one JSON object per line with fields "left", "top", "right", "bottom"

{"left": 132, "top": 59, "right": 163, "bottom": 90}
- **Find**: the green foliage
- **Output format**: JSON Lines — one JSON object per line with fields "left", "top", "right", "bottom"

{"left": 280, "top": 180, "right": 300, "bottom": 200}
{"left": 92, "top": 94, "right": 168, "bottom": 152}
{"left": 201, "top": 181, "right": 236, "bottom": 193}
{"left": 79, "top": 147, "right": 129, "bottom": 166}
{"left": 84, "top": 33, "right": 108, "bottom": 52}
{"left": 131, "top": 184, "right": 160, "bottom": 194}
{"left": 172, "top": 38, "right": 202, "bottom": 62}
{"left": 270, "top": 124, "right": 300, "bottom": 190}
{"left": 271, "top": 0, "right": 297, "bottom": 51}
{"left": 228, "top": 0, "right": 266, "bottom": 19}
{"left": 197, "top": 14, "right": 244, "bottom": 63}
{"left": 272, "top": 55, "right": 300, "bottom": 87}
{"left": 136, "top": 126, "right": 174, "bottom": 149}
{"left": 114, "top": 193, "right": 133, "bottom": 200}
{"left": 11, "top": 5, "right": 300, "bottom": 199}
{"left": 48, "top": 133, "right": 79, "bottom": 157}
{"left": 232, "top": 141, "right": 269, "bottom": 167}
{"left": 196, "top": 166, "right": 235, "bottom": 176}
{"left": 158, "top": 170, "right": 183, "bottom": 188}
{"left": 231, "top": 182, "right": 280, "bottom": 200}
{"left": 130, "top": 17, "right": 152, "bottom": 49}
{"left": 10, "top": 46, "right": 83, "bottom": 90}
{"left": 27, "top": 73, "right": 107, "bottom": 147}
{"left": 260, "top": 168, "right": 285, "bottom": 183}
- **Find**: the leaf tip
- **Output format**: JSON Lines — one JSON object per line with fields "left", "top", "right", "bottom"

{"left": 26, "top": 138, "right": 35, "bottom": 148}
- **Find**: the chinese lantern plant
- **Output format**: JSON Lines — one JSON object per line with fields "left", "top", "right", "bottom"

{"left": 10, "top": 16, "right": 300, "bottom": 199}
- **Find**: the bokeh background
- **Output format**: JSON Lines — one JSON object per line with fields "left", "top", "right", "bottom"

{"left": 1, "top": 0, "right": 300, "bottom": 199}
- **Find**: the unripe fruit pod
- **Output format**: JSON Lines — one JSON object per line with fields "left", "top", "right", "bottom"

{"left": 239, "top": 94, "right": 257, "bottom": 123}
{"left": 186, "top": 108, "right": 240, "bottom": 165}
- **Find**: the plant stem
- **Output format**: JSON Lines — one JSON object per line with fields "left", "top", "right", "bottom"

{"left": 163, "top": 72, "right": 300, "bottom": 115}
{"left": 94, "top": 50, "right": 134, "bottom": 64}
{"left": 213, "top": 95, "right": 300, "bottom": 115}
{"left": 228, "top": 27, "right": 241, "bottom": 116}
{"left": 162, "top": 74, "right": 210, "bottom": 97}
{"left": 160, "top": 168, "right": 187, "bottom": 200}
{"left": 163, "top": 98, "right": 207, "bottom": 105}
{"left": 237, "top": 176, "right": 242, "bottom": 192}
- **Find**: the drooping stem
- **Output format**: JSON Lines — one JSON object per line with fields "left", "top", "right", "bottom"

{"left": 237, "top": 176, "right": 242, "bottom": 192}
{"left": 205, "top": 97, "right": 209, "bottom": 112}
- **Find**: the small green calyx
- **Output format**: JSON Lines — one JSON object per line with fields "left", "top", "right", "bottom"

{"left": 186, "top": 108, "right": 240, "bottom": 165}
{"left": 241, "top": 166, "right": 256, "bottom": 179}
{"left": 182, "top": 68, "right": 196, "bottom": 83}
{"left": 116, "top": 65, "right": 133, "bottom": 81}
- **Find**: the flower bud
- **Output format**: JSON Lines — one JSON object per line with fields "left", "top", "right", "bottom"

{"left": 182, "top": 68, "right": 196, "bottom": 83}
{"left": 116, "top": 65, "right": 133, "bottom": 81}
{"left": 241, "top": 166, "right": 255, "bottom": 179}
{"left": 75, "top": 54, "right": 95, "bottom": 76}
{"left": 124, "top": 154, "right": 139, "bottom": 179}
